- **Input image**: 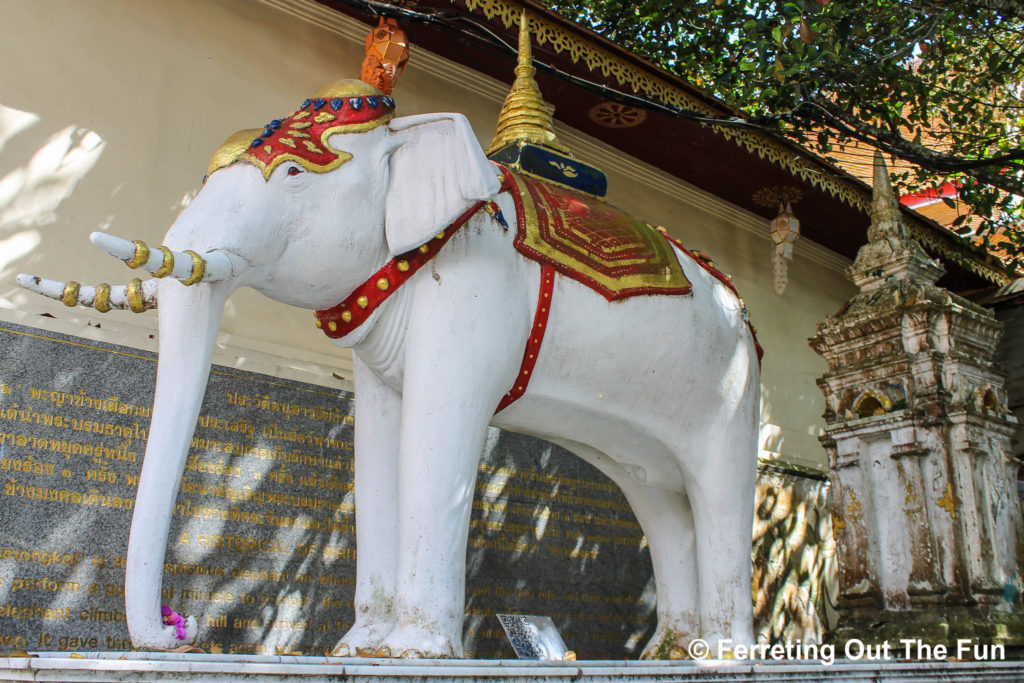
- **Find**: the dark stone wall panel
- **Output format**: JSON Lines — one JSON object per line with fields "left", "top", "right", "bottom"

{"left": 0, "top": 321, "right": 655, "bottom": 658}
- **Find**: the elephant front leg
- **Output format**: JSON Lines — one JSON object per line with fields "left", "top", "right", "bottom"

{"left": 378, "top": 352, "right": 511, "bottom": 658}
{"left": 380, "top": 408, "right": 490, "bottom": 658}
{"left": 336, "top": 355, "right": 402, "bottom": 657}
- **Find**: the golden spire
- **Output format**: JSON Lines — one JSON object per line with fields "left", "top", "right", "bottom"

{"left": 486, "top": 10, "right": 568, "bottom": 156}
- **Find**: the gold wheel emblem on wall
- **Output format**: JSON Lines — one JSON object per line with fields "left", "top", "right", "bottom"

{"left": 588, "top": 102, "right": 647, "bottom": 128}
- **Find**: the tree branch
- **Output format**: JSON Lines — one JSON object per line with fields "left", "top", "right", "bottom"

{"left": 804, "top": 94, "right": 1024, "bottom": 196}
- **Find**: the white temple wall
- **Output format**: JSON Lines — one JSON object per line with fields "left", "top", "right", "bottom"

{"left": 0, "top": 0, "right": 856, "bottom": 471}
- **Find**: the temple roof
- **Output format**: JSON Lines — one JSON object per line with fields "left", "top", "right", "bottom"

{"left": 311, "top": 0, "right": 1014, "bottom": 291}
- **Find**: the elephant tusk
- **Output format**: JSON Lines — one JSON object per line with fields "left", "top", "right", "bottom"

{"left": 17, "top": 274, "right": 158, "bottom": 312}
{"left": 90, "top": 233, "right": 235, "bottom": 284}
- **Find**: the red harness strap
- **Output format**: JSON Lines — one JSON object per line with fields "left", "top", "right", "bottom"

{"left": 315, "top": 174, "right": 514, "bottom": 339}
{"left": 314, "top": 176, "right": 551, "bottom": 414}
{"left": 314, "top": 197, "right": 498, "bottom": 339}
{"left": 494, "top": 264, "right": 555, "bottom": 413}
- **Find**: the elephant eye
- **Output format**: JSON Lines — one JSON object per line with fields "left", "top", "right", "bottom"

{"left": 287, "top": 166, "right": 303, "bottom": 176}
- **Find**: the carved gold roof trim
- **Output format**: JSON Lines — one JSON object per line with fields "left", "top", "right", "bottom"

{"left": 463, "top": 0, "right": 716, "bottom": 116}
{"left": 458, "top": 0, "right": 1012, "bottom": 285}
{"left": 908, "top": 218, "right": 1011, "bottom": 285}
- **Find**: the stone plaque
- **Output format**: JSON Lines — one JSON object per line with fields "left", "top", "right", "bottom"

{"left": 0, "top": 321, "right": 656, "bottom": 658}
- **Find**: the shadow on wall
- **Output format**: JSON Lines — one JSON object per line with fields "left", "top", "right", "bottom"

{"left": 752, "top": 464, "right": 838, "bottom": 645}
{"left": 160, "top": 395, "right": 358, "bottom": 657}
{"left": 0, "top": 435, "right": 839, "bottom": 656}
{"left": 0, "top": 103, "right": 104, "bottom": 292}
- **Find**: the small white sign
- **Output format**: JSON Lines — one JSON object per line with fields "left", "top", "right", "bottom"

{"left": 496, "top": 614, "right": 573, "bottom": 661}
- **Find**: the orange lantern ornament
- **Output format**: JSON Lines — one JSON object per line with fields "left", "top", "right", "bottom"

{"left": 361, "top": 18, "right": 410, "bottom": 95}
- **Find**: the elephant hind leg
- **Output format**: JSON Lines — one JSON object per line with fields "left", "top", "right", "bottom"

{"left": 551, "top": 439, "right": 699, "bottom": 660}
{"left": 626, "top": 484, "right": 700, "bottom": 660}
{"left": 684, "top": 430, "right": 757, "bottom": 653}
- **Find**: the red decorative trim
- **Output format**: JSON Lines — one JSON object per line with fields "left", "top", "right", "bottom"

{"left": 313, "top": 168, "right": 551, "bottom": 414}
{"left": 314, "top": 182, "right": 509, "bottom": 338}
{"left": 495, "top": 264, "right": 555, "bottom": 414}
{"left": 317, "top": 163, "right": 759, "bottom": 422}
{"left": 242, "top": 93, "right": 396, "bottom": 179}
{"left": 315, "top": 226, "right": 456, "bottom": 338}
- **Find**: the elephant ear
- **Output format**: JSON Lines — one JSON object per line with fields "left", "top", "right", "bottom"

{"left": 384, "top": 113, "right": 501, "bottom": 256}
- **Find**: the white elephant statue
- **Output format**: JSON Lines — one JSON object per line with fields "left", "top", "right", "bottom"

{"left": 21, "top": 78, "right": 761, "bottom": 659}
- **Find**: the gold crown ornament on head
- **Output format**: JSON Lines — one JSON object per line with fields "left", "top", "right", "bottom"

{"left": 206, "top": 20, "right": 410, "bottom": 180}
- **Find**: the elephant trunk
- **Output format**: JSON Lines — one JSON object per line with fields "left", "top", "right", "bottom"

{"left": 125, "top": 278, "right": 233, "bottom": 649}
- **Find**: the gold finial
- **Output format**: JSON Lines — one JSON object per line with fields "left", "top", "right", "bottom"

{"left": 486, "top": 11, "right": 568, "bottom": 156}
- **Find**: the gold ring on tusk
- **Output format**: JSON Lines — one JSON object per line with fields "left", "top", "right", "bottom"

{"left": 153, "top": 246, "right": 175, "bottom": 278}
{"left": 61, "top": 282, "right": 81, "bottom": 307}
{"left": 126, "top": 240, "right": 151, "bottom": 269}
{"left": 94, "top": 283, "right": 112, "bottom": 313}
{"left": 127, "top": 278, "right": 146, "bottom": 313}
{"left": 182, "top": 251, "right": 206, "bottom": 286}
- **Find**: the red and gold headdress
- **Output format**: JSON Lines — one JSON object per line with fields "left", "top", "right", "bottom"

{"left": 207, "top": 20, "right": 410, "bottom": 181}
{"left": 207, "top": 80, "right": 395, "bottom": 180}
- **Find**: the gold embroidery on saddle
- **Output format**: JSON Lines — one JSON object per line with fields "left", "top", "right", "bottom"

{"left": 508, "top": 172, "right": 691, "bottom": 301}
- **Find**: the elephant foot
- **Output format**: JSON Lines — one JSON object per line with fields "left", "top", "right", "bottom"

{"left": 379, "top": 624, "right": 461, "bottom": 659}
{"left": 334, "top": 619, "right": 394, "bottom": 657}
{"left": 640, "top": 626, "right": 695, "bottom": 660}
{"left": 130, "top": 615, "right": 199, "bottom": 651}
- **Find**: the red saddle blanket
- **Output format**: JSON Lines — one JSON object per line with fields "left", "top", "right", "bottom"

{"left": 503, "top": 169, "right": 692, "bottom": 301}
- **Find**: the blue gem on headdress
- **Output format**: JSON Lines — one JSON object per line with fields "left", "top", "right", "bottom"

{"left": 382, "top": 96, "right": 394, "bottom": 108}
{"left": 251, "top": 138, "right": 263, "bottom": 148}
{"left": 269, "top": 119, "right": 282, "bottom": 130}
{"left": 314, "top": 98, "right": 327, "bottom": 110}
{"left": 262, "top": 129, "right": 274, "bottom": 138}
{"left": 302, "top": 99, "right": 312, "bottom": 109}
{"left": 366, "top": 96, "right": 379, "bottom": 109}
{"left": 349, "top": 98, "right": 363, "bottom": 111}
{"left": 330, "top": 98, "right": 344, "bottom": 111}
